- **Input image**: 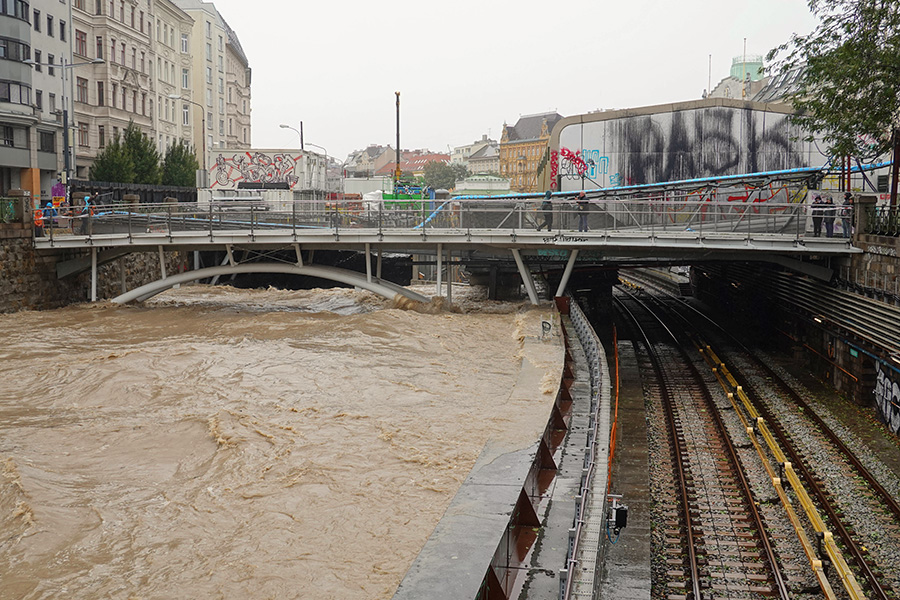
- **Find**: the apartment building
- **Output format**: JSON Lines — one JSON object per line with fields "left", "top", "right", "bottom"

{"left": 174, "top": 0, "right": 250, "bottom": 171}
{"left": 0, "top": 0, "right": 71, "bottom": 203}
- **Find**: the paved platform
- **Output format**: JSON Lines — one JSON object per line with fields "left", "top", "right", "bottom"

{"left": 598, "top": 341, "right": 652, "bottom": 599}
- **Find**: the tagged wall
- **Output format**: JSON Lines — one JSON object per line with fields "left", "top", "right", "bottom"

{"left": 208, "top": 149, "right": 327, "bottom": 191}
{"left": 875, "top": 362, "right": 900, "bottom": 437}
{"left": 547, "top": 98, "right": 826, "bottom": 191}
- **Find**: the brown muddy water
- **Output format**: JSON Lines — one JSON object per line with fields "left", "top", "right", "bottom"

{"left": 0, "top": 285, "right": 560, "bottom": 599}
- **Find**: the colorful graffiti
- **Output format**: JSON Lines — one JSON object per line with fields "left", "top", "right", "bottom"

{"left": 875, "top": 362, "right": 900, "bottom": 436}
{"left": 210, "top": 152, "right": 304, "bottom": 189}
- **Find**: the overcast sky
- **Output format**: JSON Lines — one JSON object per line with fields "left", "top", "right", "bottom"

{"left": 210, "top": 0, "right": 819, "bottom": 161}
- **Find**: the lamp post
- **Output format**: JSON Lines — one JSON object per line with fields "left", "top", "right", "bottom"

{"left": 168, "top": 94, "right": 206, "bottom": 178}
{"left": 279, "top": 122, "right": 303, "bottom": 150}
{"left": 24, "top": 57, "right": 103, "bottom": 199}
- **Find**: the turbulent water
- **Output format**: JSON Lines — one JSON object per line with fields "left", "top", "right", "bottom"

{"left": 0, "top": 285, "right": 560, "bottom": 600}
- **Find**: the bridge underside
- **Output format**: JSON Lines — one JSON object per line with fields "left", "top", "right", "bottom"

{"left": 111, "top": 263, "right": 430, "bottom": 305}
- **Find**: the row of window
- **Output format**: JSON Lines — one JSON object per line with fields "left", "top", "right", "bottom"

{"left": 0, "top": 80, "right": 32, "bottom": 106}
{"left": 0, "top": 0, "right": 30, "bottom": 22}
{"left": 0, "top": 124, "right": 54, "bottom": 152}
{"left": 75, "top": 0, "right": 148, "bottom": 37}
{"left": 32, "top": 9, "right": 66, "bottom": 42}
{"left": 0, "top": 37, "right": 30, "bottom": 62}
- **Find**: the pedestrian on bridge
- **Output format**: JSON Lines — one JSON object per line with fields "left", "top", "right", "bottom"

{"left": 841, "top": 192, "right": 854, "bottom": 238}
{"left": 537, "top": 190, "right": 554, "bottom": 232}
{"left": 576, "top": 191, "right": 589, "bottom": 232}
{"left": 811, "top": 194, "right": 825, "bottom": 237}
{"left": 823, "top": 195, "right": 837, "bottom": 238}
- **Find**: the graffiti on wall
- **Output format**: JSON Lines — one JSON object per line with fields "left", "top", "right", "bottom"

{"left": 875, "top": 362, "right": 900, "bottom": 436}
{"left": 557, "top": 106, "right": 818, "bottom": 191}
{"left": 211, "top": 152, "right": 303, "bottom": 189}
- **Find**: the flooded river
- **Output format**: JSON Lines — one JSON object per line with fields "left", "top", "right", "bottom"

{"left": 0, "top": 285, "right": 560, "bottom": 599}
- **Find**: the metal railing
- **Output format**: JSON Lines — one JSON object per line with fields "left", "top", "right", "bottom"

{"left": 559, "top": 299, "right": 610, "bottom": 599}
{"left": 31, "top": 194, "right": 817, "bottom": 241}
{"left": 865, "top": 205, "right": 900, "bottom": 237}
{"left": 0, "top": 198, "right": 16, "bottom": 223}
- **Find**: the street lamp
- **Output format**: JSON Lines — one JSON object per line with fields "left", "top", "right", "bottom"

{"left": 23, "top": 57, "right": 103, "bottom": 197}
{"left": 169, "top": 94, "right": 206, "bottom": 177}
{"left": 279, "top": 122, "right": 302, "bottom": 150}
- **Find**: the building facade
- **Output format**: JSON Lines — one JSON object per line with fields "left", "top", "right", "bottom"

{"left": 222, "top": 18, "right": 249, "bottom": 149}
{"left": 0, "top": 0, "right": 70, "bottom": 204}
{"left": 499, "top": 112, "right": 562, "bottom": 193}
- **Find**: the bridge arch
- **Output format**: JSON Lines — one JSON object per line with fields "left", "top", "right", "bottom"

{"left": 111, "top": 263, "right": 430, "bottom": 305}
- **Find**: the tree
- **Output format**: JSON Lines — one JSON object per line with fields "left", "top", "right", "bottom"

{"left": 162, "top": 140, "right": 200, "bottom": 187}
{"left": 88, "top": 135, "right": 135, "bottom": 183}
{"left": 122, "top": 121, "right": 161, "bottom": 185}
{"left": 768, "top": 0, "right": 900, "bottom": 162}
{"left": 423, "top": 161, "right": 468, "bottom": 190}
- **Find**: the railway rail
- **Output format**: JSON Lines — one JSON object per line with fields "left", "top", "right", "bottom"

{"left": 614, "top": 290, "right": 789, "bottom": 600}
{"left": 623, "top": 270, "right": 900, "bottom": 599}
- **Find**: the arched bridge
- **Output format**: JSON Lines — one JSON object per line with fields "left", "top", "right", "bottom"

{"left": 33, "top": 168, "right": 861, "bottom": 305}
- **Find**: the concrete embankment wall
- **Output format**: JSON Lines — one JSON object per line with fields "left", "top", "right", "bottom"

{"left": 0, "top": 223, "right": 187, "bottom": 313}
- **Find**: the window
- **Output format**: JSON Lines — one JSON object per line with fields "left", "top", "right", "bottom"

{"left": 76, "top": 77, "right": 88, "bottom": 103}
{"left": 205, "top": 42, "right": 211, "bottom": 61}
{"left": 182, "top": 103, "right": 189, "bottom": 125}
{"left": 182, "top": 68, "right": 189, "bottom": 89}
{"left": 129, "top": 6, "right": 134, "bottom": 28}
{"left": 205, "top": 66, "right": 211, "bottom": 84}
{"left": 181, "top": 33, "right": 188, "bottom": 53}
{"left": 59, "top": 20, "right": 65, "bottom": 41}
{"left": 35, "top": 89, "right": 41, "bottom": 109}
{"left": 78, "top": 122, "right": 89, "bottom": 147}
{"left": 74, "top": 0, "right": 84, "bottom": 9}
{"left": 33, "top": 49, "right": 41, "bottom": 71}
{"left": 33, "top": 9, "right": 40, "bottom": 31}
{"left": 2, "top": 126, "right": 14, "bottom": 147}
{"left": 120, "top": 42, "right": 125, "bottom": 64}
{"left": 47, "top": 54, "right": 54, "bottom": 76}
{"left": 141, "top": 93, "right": 146, "bottom": 116}
{"left": 218, "top": 97, "right": 223, "bottom": 114}
{"left": 207, "top": 112, "right": 212, "bottom": 129}
{"left": 96, "top": 1, "right": 102, "bottom": 15}
{"left": 218, "top": 35, "right": 223, "bottom": 51}
{"left": 132, "top": 90, "right": 137, "bottom": 113}
{"left": 228, "top": 118, "right": 232, "bottom": 135}
{"left": 218, "top": 119, "right": 223, "bottom": 135}
{"left": 206, "top": 88, "right": 211, "bottom": 107}
{"left": 217, "top": 55, "right": 222, "bottom": 72}
{"left": 131, "top": 47, "right": 135, "bottom": 69}
{"left": 140, "top": 52, "right": 144, "bottom": 73}
{"left": 97, "top": 81, "right": 104, "bottom": 106}
{"left": 47, "top": 15, "right": 53, "bottom": 37}
{"left": 164, "top": 97, "right": 169, "bottom": 121}
{"left": 39, "top": 131, "right": 54, "bottom": 152}
{"left": 111, "top": 83, "right": 117, "bottom": 108}
{"left": 139, "top": 11, "right": 143, "bottom": 33}
{"left": 205, "top": 21, "right": 211, "bottom": 38}
{"left": 75, "top": 30, "right": 87, "bottom": 56}
{"left": 96, "top": 36, "right": 103, "bottom": 59}
{"left": 98, "top": 125, "right": 105, "bottom": 148}
{"left": 119, "top": 0, "right": 123, "bottom": 22}
{"left": 49, "top": 93, "right": 55, "bottom": 112}
{"left": 218, "top": 78, "right": 223, "bottom": 95}
{"left": 110, "top": 38, "right": 115, "bottom": 63}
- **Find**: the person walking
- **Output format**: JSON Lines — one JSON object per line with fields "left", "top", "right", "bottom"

{"left": 841, "top": 192, "right": 854, "bottom": 238}
{"left": 576, "top": 191, "right": 589, "bottom": 232}
{"left": 537, "top": 190, "right": 554, "bottom": 232}
{"left": 811, "top": 194, "right": 824, "bottom": 237}
{"left": 823, "top": 195, "right": 836, "bottom": 238}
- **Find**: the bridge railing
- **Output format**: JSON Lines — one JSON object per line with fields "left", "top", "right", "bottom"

{"left": 33, "top": 196, "right": 813, "bottom": 240}
{"left": 865, "top": 206, "right": 900, "bottom": 237}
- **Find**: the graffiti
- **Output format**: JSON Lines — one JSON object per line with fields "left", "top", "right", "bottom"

{"left": 549, "top": 150, "right": 559, "bottom": 190}
{"left": 875, "top": 362, "right": 900, "bottom": 436}
{"left": 558, "top": 106, "right": 811, "bottom": 192}
{"left": 866, "top": 245, "right": 898, "bottom": 257}
{"left": 211, "top": 151, "right": 303, "bottom": 189}
{"left": 559, "top": 147, "right": 589, "bottom": 180}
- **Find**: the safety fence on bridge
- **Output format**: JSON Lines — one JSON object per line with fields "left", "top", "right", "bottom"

{"left": 31, "top": 192, "right": 815, "bottom": 242}
{"left": 866, "top": 205, "right": 900, "bottom": 237}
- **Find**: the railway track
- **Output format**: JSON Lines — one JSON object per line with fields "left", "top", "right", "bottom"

{"left": 621, "top": 270, "right": 900, "bottom": 599}
{"left": 615, "top": 290, "right": 789, "bottom": 600}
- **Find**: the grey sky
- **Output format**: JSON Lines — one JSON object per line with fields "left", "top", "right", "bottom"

{"left": 211, "top": 0, "right": 818, "bottom": 161}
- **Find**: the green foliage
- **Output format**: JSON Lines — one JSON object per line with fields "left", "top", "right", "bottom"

{"left": 768, "top": 0, "right": 900, "bottom": 159}
{"left": 123, "top": 121, "right": 162, "bottom": 184}
{"left": 88, "top": 134, "right": 135, "bottom": 183}
{"left": 162, "top": 140, "right": 200, "bottom": 187}
{"left": 422, "top": 161, "right": 468, "bottom": 190}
